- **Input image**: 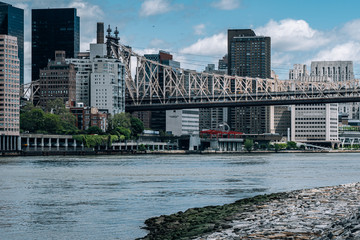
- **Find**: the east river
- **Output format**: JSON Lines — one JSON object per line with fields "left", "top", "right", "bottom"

{"left": 1, "top": 153, "right": 360, "bottom": 239}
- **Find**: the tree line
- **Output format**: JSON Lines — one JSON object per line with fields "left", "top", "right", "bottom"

{"left": 20, "top": 99, "right": 144, "bottom": 148}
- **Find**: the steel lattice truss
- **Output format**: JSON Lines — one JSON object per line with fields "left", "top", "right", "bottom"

{"left": 21, "top": 80, "right": 40, "bottom": 105}
{"left": 111, "top": 42, "right": 360, "bottom": 110}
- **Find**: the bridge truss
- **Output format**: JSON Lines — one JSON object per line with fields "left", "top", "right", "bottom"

{"left": 21, "top": 80, "right": 40, "bottom": 106}
{"left": 112, "top": 42, "right": 360, "bottom": 111}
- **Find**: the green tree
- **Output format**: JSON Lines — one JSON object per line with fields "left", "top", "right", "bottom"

{"left": 20, "top": 108, "right": 45, "bottom": 133}
{"left": 45, "top": 98, "right": 68, "bottom": 115}
{"left": 43, "top": 113, "right": 62, "bottom": 134}
{"left": 115, "top": 126, "right": 131, "bottom": 140}
{"left": 20, "top": 99, "right": 78, "bottom": 134}
{"left": 274, "top": 144, "right": 280, "bottom": 153}
{"left": 138, "top": 144, "right": 146, "bottom": 151}
{"left": 20, "top": 102, "right": 35, "bottom": 114}
{"left": 287, "top": 141, "right": 297, "bottom": 149}
{"left": 111, "top": 113, "right": 131, "bottom": 129}
{"left": 130, "top": 116, "right": 144, "bottom": 137}
{"left": 86, "top": 126, "right": 104, "bottom": 135}
{"left": 244, "top": 139, "right": 253, "bottom": 153}
{"left": 260, "top": 144, "right": 268, "bottom": 150}
{"left": 45, "top": 99, "right": 77, "bottom": 134}
{"left": 274, "top": 143, "right": 287, "bottom": 152}
{"left": 59, "top": 112, "right": 78, "bottom": 134}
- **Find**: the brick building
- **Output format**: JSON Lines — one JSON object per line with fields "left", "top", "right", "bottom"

{"left": 37, "top": 51, "right": 76, "bottom": 108}
{"left": 70, "top": 105, "right": 108, "bottom": 132}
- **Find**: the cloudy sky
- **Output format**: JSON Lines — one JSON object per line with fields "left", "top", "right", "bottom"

{"left": 6, "top": 0, "right": 360, "bottom": 82}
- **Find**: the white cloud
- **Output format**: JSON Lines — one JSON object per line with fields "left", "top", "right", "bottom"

{"left": 341, "top": 19, "right": 360, "bottom": 41}
{"left": 149, "top": 38, "right": 167, "bottom": 48}
{"left": 68, "top": 0, "right": 104, "bottom": 51}
{"left": 194, "top": 24, "right": 206, "bottom": 35}
{"left": 272, "top": 52, "right": 293, "bottom": 68}
{"left": 139, "top": 0, "right": 173, "bottom": 17}
{"left": 256, "top": 19, "right": 329, "bottom": 52}
{"left": 180, "top": 32, "right": 227, "bottom": 56}
{"left": 211, "top": 0, "right": 241, "bottom": 10}
{"left": 68, "top": 0, "right": 103, "bottom": 19}
{"left": 134, "top": 48, "right": 162, "bottom": 56}
{"left": 313, "top": 42, "right": 360, "bottom": 63}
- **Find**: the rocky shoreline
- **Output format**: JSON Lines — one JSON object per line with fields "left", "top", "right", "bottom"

{"left": 140, "top": 183, "right": 360, "bottom": 240}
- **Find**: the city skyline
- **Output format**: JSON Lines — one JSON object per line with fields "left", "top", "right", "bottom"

{"left": 4, "top": 0, "right": 360, "bottom": 83}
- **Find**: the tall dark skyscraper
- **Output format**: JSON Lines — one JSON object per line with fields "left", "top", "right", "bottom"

{"left": 0, "top": 1, "right": 24, "bottom": 85}
{"left": 228, "top": 29, "right": 270, "bottom": 78}
{"left": 32, "top": 8, "right": 80, "bottom": 81}
{"left": 227, "top": 29, "right": 272, "bottom": 134}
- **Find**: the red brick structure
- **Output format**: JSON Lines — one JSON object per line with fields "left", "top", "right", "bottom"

{"left": 37, "top": 51, "right": 76, "bottom": 108}
{"left": 70, "top": 106, "right": 108, "bottom": 132}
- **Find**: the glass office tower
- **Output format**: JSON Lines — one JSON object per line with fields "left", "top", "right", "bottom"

{"left": 32, "top": 8, "right": 80, "bottom": 82}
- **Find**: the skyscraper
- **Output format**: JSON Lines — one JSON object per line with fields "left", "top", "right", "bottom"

{"left": 227, "top": 29, "right": 270, "bottom": 78}
{"left": 0, "top": 34, "right": 20, "bottom": 151}
{"left": 32, "top": 8, "right": 80, "bottom": 82}
{"left": 0, "top": 1, "right": 23, "bottom": 85}
{"left": 227, "top": 29, "right": 272, "bottom": 134}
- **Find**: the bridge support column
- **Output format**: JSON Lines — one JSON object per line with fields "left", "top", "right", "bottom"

{"left": 65, "top": 138, "right": 68, "bottom": 151}
{"left": 56, "top": 138, "right": 59, "bottom": 151}
{"left": 41, "top": 138, "right": 44, "bottom": 151}
{"left": 17, "top": 136, "right": 21, "bottom": 151}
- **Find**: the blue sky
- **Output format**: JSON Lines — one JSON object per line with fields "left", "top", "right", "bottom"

{"left": 6, "top": 0, "right": 360, "bottom": 82}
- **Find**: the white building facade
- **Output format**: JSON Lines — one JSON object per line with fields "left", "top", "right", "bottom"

{"left": 310, "top": 61, "right": 354, "bottom": 82}
{"left": 289, "top": 63, "right": 339, "bottom": 144}
{"left": 166, "top": 109, "right": 199, "bottom": 136}
{"left": 289, "top": 64, "right": 309, "bottom": 80}
{"left": 291, "top": 104, "right": 338, "bottom": 143}
{"left": 66, "top": 52, "right": 92, "bottom": 106}
{"left": 90, "top": 57, "right": 125, "bottom": 115}
{"left": 67, "top": 42, "right": 126, "bottom": 115}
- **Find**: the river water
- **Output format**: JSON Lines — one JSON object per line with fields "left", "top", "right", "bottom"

{"left": 0, "top": 153, "right": 360, "bottom": 239}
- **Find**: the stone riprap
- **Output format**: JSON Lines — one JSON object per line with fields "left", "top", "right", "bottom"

{"left": 196, "top": 183, "right": 360, "bottom": 240}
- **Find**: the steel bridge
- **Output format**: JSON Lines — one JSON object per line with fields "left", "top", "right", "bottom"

{"left": 109, "top": 42, "right": 360, "bottom": 111}
{"left": 21, "top": 42, "right": 360, "bottom": 111}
